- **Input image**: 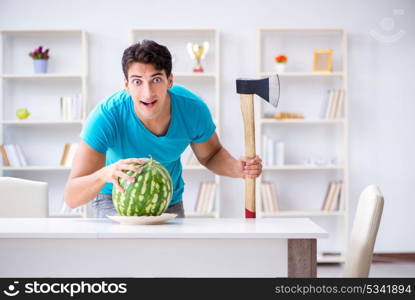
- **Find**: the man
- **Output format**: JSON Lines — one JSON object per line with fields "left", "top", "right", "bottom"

{"left": 64, "top": 40, "right": 262, "bottom": 218}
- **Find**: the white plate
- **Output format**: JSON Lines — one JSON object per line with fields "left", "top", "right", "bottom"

{"left": 107, "top": 213, "right": 177, "bottom": 225}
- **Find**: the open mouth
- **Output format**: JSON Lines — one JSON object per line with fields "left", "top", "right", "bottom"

{"left": 140, "top": 100, "right": 158, "bottom": 107}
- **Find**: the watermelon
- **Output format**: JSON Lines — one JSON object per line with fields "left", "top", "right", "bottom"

{"left": 112, "top": 158, "right": 173, "bottom": 216}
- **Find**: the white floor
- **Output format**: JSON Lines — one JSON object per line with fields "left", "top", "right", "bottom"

{"left": 318, "top": 262, "right": 415, "bottom": 277}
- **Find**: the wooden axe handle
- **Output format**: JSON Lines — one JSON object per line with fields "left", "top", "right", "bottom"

{"left": 239, "top": 94, "right": 256, "bottom": 218}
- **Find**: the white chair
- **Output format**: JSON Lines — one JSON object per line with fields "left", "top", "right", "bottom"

{"left": 0, "top": 176, "right": 48, "bottom": 217}
{"left": 343, "top": 184, "right": 384, "bottom": 277}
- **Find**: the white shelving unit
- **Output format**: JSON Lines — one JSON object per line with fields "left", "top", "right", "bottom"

{"left": 131, "top": 28, "right": 220, "bottom": 218}
{"left": 256, "top": 28, "right": 349, "bottom": 263}
{"left": 0, "top": 29, "right": 88, "bottom": 217}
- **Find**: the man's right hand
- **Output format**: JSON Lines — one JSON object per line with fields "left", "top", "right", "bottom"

{"left": 99, "top": 158, "right": 146, "bottom": 194}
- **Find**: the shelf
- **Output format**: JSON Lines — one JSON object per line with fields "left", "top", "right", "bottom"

{"left": 186, "top": 211, "right": 217, "bottom": 218}
{"left": 131, "top": 28, "right": 217, "bottom": 32}
{"left": 0, "top": 28, "right": 88, "bottom": 218}
{"left": 263, "top": 165, "right": 344, "bottom": 170}
{"left": 1, "top": 74, "right": 84, "bottom": 79}
{"left": 1, "top": 120, "right": 84, "bottom": 125}
{"left": 260, "top": 72, "right": 344, "bottom": 77}
{"left": 183, "top": 165, "right": 206, "bottom": 170}
{"left": 258, "top": 27, "right": 348, "bottom": 266}
{"left": 1, "top": 166, "right": 71, "bottom": 171}
{"left": 260, "top": 28, "right": 345, "bottom": 33}
{"left": 317, "top": 253, "right": 346, "bottom": 264}
{"left": 1, "top": 29, "right": 85, "bottom": 34}
{"left": 174, "top": 72, "right": 216, "bottom": 78}
{"left": 49, "top": 213, "right": 84, "bottom": 218}
{"left": 262, "top": 210, "right": 345, "bottom": 217}
{"left": 261, "top": 118, "right": 345, "bottom": 124}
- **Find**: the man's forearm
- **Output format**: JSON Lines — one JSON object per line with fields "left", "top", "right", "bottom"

{"left": 64, "top": 168, "right": 106, "bottom": 209}
{"left": 204, "top": 146, "right": 241, "bottom": 178}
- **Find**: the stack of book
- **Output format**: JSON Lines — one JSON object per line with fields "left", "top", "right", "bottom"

{"left": 60, "top": 94, "right": 83, "bottom": 121}
{"left": 60, "top": 143, "right": 79, "bottom": 167}
{"left": 262, "top": 136, "right": 284, "bottom": 166}
{"left": 184, "top": 150, "right": 200, "bottom": 166}
{"left": 261, "top": 181, "right": 280, "bottom": 212}
{"left": 0, "top": 144, "right": 28, "bottom": 166}
{"left": 321, "top": 88, "right": 346, "bottom": 119}
{"left": 59, "top": 201, "right": 84, "bottom": 215}
{"left": 321, "top": 180, "right": 344, "bottom": 211}
{"left": 194, "top": 181, "right": 216, "bottom": 214}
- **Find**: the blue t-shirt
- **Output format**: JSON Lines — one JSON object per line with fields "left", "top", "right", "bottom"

{"left": 80, "top": 84, "right": 216, "bottom": 205}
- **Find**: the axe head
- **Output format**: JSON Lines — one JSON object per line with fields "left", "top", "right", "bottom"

{"left": 236, "top": 75, "right": 280, "bottom": 108}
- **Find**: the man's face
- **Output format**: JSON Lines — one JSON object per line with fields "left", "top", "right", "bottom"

{"left": 124, "top": 62, "right": 173, "bottom": 120}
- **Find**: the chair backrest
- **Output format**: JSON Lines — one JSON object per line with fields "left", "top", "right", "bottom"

{"left": 344, "top": 184, "right": 384, "bottom": 277}
{"left": 0, "top": 176, "right": 48, "bottom": 217}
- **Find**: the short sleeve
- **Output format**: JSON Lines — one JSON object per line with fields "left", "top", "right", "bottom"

{"left": 191, "top": 101, "right": 216, "bottom": 143}
{"left": 80, "top": 104, "right": 116, "bottom": 154}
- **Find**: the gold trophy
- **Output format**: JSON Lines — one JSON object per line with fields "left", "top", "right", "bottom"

{"left": 187, "top": 42, "right": 209, "bottom": 73}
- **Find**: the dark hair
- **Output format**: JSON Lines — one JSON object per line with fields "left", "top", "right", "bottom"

{"left": 122, "top": 40, "right": 172, "bottom": 79}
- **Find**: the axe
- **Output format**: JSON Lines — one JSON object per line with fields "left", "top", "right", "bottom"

{"left": 236, "top": 75, "right": 280, "bottom": 218}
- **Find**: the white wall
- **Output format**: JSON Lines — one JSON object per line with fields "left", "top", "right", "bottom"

{"left": 1, "top": 0, "right": 414, "bottom": 252}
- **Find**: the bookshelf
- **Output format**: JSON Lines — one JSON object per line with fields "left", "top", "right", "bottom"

{"left": 0, "top": 29, "right": 88, "bottom": 217}
{"left": 256, "top": 28, "right": 349, "bottom": 263}
{"left": 130, "top": 28, "right": 220, "bottom": 218}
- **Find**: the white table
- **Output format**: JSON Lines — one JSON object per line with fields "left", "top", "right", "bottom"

{"left": 0, "top": 218, "right": 327, "bottom": 278}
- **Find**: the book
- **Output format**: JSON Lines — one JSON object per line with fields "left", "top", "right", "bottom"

{"left": 193, "top": 182, "right": 204, "bottom": 212}
{"left": 0, "top": 145, "right": 10, "bottom": 166}
{"left": 320, "top": 89, "right": 330, "bottom": 119}
{"left": 275, "top": 141, "right": 284, "bottom": 166}
{"left": 265, "top": 183, "right": 274, "bottom": 212}
{"left": 321, "top": 182, "right": 333, "bottom": 210}
{"left": 322, "top": 182, "right": 335, "bottom": 211}
{"left": 60, "top": 143, "right": 79, "bottom": 167}
{"left": 328, "top": 182, "right": 339, "bottom": 211}
{"left": 194, "top": 182, "right": 216, "bottom": 214}
{"left": 330, "top": 89, "right": 340, "bottom": 119}
{"left": 269, "top": 182, "right": 280, "bottom": 211}
{"left": 330, "top": 181, "right": 343, "bottom": 211}
{"left": 207, "top": 182, "right": 216, "bottom": 213}
{"left": 15, "top": 144, "right": 28, "bottom": 166}
{"left": 262, "top": 136, "right": 285, "bottom": 167}
{"left": 60, "top": 94, "right": 83, "bottom": 121}
{"left": 261, "top": 182, "right": 280, "bottom": 212}
{"left": 323, "top": 89, "right": 345, "bottom": 120}
{"left": 335, "top": 89, "right": 345, "bottom": 119}
{"left": 261, "top": 182, "right": 271, "bottom": 212}
{"left": 338, "top": 181, "right": 346, "bottom": 211}
{"left": 201, "top": 182, "right": 212, "bottom": 213}
{"left": 325, "top": 181, "right": 343, "bottom": 211}
{"left": 4, "top": 144, "right": 21, "bottom": 167}
{"left": 60, "top": 144, "right": 70, "bottom": 166}
{"left": 194, "top": 182, "right": 207, "bottom": 213}
{"left": 325, "top": 89, "right": 335, "bottom": 119}
{"left": 74, "top": 93, "right": 83, "bottom": 120}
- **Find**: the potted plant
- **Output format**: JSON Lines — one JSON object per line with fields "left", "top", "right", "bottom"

{"left": 275, "top": 54, "right": 287, "bottom": 73}
{"left": 29, "top": 46, "right": 50, "bottom": 73}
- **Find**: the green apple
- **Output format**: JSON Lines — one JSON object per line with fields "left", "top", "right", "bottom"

{"left": 16, "top": 108, "right": 30, "bottom": 120}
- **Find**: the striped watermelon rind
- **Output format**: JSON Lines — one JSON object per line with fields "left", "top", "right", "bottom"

{"left": 112, "top": 158, "right": 173, "bottom": 216}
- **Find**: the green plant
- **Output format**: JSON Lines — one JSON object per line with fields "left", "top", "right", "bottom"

{"left": 29, "top": 46, "right": 49, "bottom": 60}
{"left": 275, "top": 55, "right": 287, "bottom": 63}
